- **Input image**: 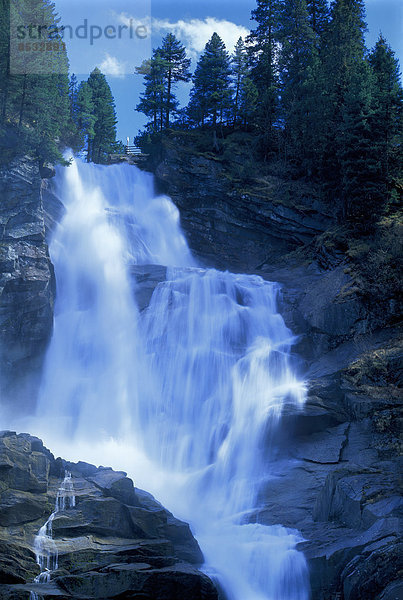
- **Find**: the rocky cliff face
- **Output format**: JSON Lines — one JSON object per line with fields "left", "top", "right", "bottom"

{"left": 0, "top": 157, "right": 56, "bottom": 412}
{"left": 0, "top": 151, "right": 401, "bottom": 600}
{"left": 0, "top": 431, "right": 218, "bottom": 599}
{"left": 151, "top": 140, "right": 335, "bottom": 271}
{"left": 131, "top": 264, "right": 402, "bottom": 599}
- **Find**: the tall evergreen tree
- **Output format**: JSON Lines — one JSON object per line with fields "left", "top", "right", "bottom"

{"left": 231, "top": 37, "right": 249, "bottom": 127}
{"left": 136, "top": 53, "right": 166, "bottom": 132}
{"left": 317, "top": 0, "right": 379, "bottom": 221}
{"left": 1, "top": 0, "right": 71, "bottom": 164}
{"left": 338, "top": 59, "right": 380, "bottom": 221}
{"left": 159, "top": 33, "right": 191, "bottom": 128}
{"left": 188, "top": 33, "right": 232, "bottom": 128}
{"left": 75, "top": 81, "right": 95, "bottom": 158}
{"left": 69, "top": 74, "right": 79, "bottom": 119}
{"left": 238, "top": 77, "right": 259, "bottom": 128}
{"left": 0, "top": 0, "right": 10, "bottom": 128}
{"left": 306, "top": 0, "right": 329, "bottom": 36}
{"left": 86, "top": 67, "right": 117, "bottom": 163}
{"left": 279, "top": 0, "right": 318, "bottom": 166}
{"left": 247, "top": 0, "right": 282, "bottom": 155}
{"left": 369, "top": 35, "right": 403, "bottom": 199}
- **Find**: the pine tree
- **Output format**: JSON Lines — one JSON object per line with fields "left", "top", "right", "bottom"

{"left": 159, "top": 33, "right": 191, "bottom": 128}
{"left": 188, "top": 33, "right": 232, "bottom": 128}
{"left": 247, "top": 0, "right": 282, "bottom": 156}
{"left": 0, "top": 0, "right": 10, "bottom": 128}
{"left": 1, "top": 0, "right": 71, "bottom": 165}
{"left": 278, "top": 0, "right": 318, "bottom": 167}
{"left": 86, "top": 67, "right": 117, "bottom": 163}
{"left": 306, "top": 0, "right": 329, "bottom": 36}
{"left": 136, "top": 53, "right": 166, "bottom": 132}
{"left": 64, "top": 74, "right": 81, "bottom": 150}
{"left": 317, "top": 0, "right": 379, "bottom": 221}
{"left": 136, "top": 35, "right": 190, "bottom": 131}
{"left": 369, "top": 35, "right": 403, "bottom": 199}
{"left": 238, "top": 77, "right": 259, "bottom": 128}
{"left": 231, "top": 37, "right": 249, "bottom": 127}
{"left": 337, "top": 59, "right": 379, "bottom": 221}
{"left": 76, "top": 81, "right": 95, "bottom": 158}
{"left": 69, "top": 74, "right": 78, "bottom": 118}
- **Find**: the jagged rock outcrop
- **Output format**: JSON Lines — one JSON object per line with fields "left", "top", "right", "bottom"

{"left": 0, "top": 157, "right": 56, "bottom": 411}
{"left": 251, "top": 320, "right": 402, "bottom": 600}
{"left": 0, "top": 431, "right": 218, "bottom": 600}
{"left": 151, "top": 140, "right": 335, "bottom": 271}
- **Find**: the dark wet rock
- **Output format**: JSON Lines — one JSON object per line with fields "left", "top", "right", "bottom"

{"left": 341, "top": 541, "right": 402, "bottom": 600}
{"left": 0, "top": 539, "right": 38, "bottom": 584}
{"left": 254, "top": 322, "right": 402, "bottom": 600}
{"left": 291, "top": 423, "right": 349, "bottom": 464}
{"left": 56, "top": 562, "right": 217, "bottom": 600}
{"left": 0, "top": 432, "right": 217, "bottom": 599}
{"left": 0, "top": 581, "right": 68, "bottom": 598}
{"left": 130, "top": 264, "right": 167, "bottom": 311}
{"left": 42, "top": 185, "right": 65, "bottom": 242}
{"left": 377, "top": 580, "right": 403, "bottom": 600}
{"left": 0, "top": 156, "right": 55, "bottom": 409}
{"left": 0, "top": 489, "right": 49, "bottom": 526}
{"left": 297, "top": 266, "right": 364, "bottom": 339}
{"left": 39, "top": 163, "right": 56, "bottom": 180}
{"left": 312, "top": 463, "right": 400, "bottom": 528}
{"left": 150, "top": 142, "right": 335, "bottom": 271}
{"left": 0, "top": 432, "right": 51, "bottom": 494}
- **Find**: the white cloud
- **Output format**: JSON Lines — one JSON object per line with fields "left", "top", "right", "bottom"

{"left": 115, "top": 12, "right": 150, "bottom": 32}
{"left": 98, "top": 53, "right": 126, "bottom": 78}
{"left": 115, "top": 13, "right": 249, "bottom": 63}
{"left": 153, "top": 18, "right": 249, "bottom": 59}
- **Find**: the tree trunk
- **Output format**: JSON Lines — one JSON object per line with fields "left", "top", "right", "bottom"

{"left": 165, "top": 68, "right": 172, "bottom": 129}
{"left": 18, "top": 74, "right": 27, "bottom": 130}
{"left": 1, "top": 0, "right": 10, "bottom": 124}
{"left": 233, "top": 77, "right": 240, "bottom": 129}
{"left": 212, "top": 129, "right": 219, "bottom": 152}
{"left": 1, "top": 75, "right": 9, "bottom": 124}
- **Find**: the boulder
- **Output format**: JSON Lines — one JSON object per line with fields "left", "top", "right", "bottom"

{"left": 87, "top": 466, "right": 139, "bottom": 506}
{"left": 342, "top": 541, "right": 402, "bottom": 600}
{"left": 0, "top": 432, "right": 217, "bottom": 600}
{"left": 0, "top": 489, "right": 48, "bottom": 526}
{"left": 56, "top": 562, "right": 218, "bottom": 600}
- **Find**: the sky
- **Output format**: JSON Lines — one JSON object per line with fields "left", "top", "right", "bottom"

{"left": 51, "top": 0, "right": 403, "bottom": 142}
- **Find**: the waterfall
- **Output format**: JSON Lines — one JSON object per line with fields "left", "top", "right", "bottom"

{"left": 29, "top": 472, "right": 76, "bottom": 600}
{"left": 30, "top": 158, "right": 309, "bottom": 599}
{"left": 140, "top": 268, "right": 309, "bottom": 599}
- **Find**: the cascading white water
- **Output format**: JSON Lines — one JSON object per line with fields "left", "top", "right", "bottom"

{"left": 30, "top": 472, "right": 76, "bottom": 600}
{"left": 30, "top": 158, "right": 309, "bottom": 599}
{"left": 139, "top": 268, "right": 308, "bottom": 600}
